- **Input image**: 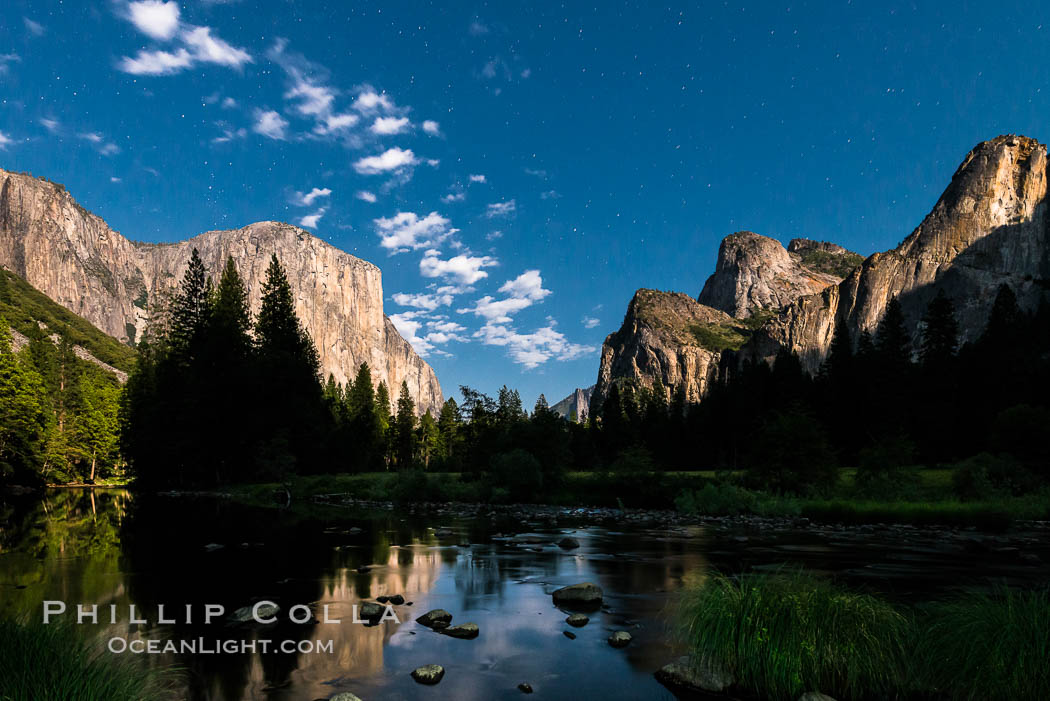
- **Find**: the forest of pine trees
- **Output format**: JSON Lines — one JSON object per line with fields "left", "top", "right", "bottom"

{"left": 5, "top": 244, "right": 1049, "bottom": 499}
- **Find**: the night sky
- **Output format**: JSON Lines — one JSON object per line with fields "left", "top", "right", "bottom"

{"left": 2, "top": 1, "right": 1050, "bottom": 406}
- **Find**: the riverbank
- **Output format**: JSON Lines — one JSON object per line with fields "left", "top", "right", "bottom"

{"left": 203, "top": 470, "right": 1050, "bottom": 531}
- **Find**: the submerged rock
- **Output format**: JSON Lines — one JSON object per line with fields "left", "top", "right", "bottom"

{"left": 228, "top": 602, "right": 279, "bottom": 625}
{"left": 552, "top": 582, "right": 603, "bottom": 608}
{"left": 563, "top": 631, "right": 576, "bottom": 640}
{"left": 358, "top": 602, "right": 385, "bottom": 621}
{"left": 608, "top": 631, "right": 632, "bottom": 648}
{"left": 655, "top": 656, "right": 735, "bottom": 694}
{"left": 416, "top": 609, "right": 453, "bottom": 628}
{"left": 441, "top": 622, "right": 479, "bottom": 639}
{"left": 411, "top": 664, "right": 445, "bottom": 685}
{"left": 328, "top": 693, "right": 363, "bottom": 701}
{"left": 565, "top": 613, "right": 589, "bottom": 627}
{"left": 518, "top": 682, "right": 534, "bottom": 693}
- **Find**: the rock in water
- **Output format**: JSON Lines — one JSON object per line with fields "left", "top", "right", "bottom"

{"left": 552, "top": 582, "right": 604, "bottom": 608}
{"left": 798, "top": 693, "right": 838, "bottom": 701}
{"left": 608, "top": 631, "right": 632, "bottom": 648}
{"left": 228, "top": 602, "right": 280, "bottom": 625}
{"left": 565, "top": 613, "right": 589, "bottom": 627}
{"left": 563, "top": 631, "right": 576, "bottom": 640}
{"left": 328, "top": 693, "right": 363, "bottom": 701}
{"left": 358, "top": 603, "right": 385, "bottom": 622}
{"left": 557, "top": 536, "right": 580, "bottom": 549}
{"left": 654, "top": 656, "right": 735, "bottom": 694}
{"left": 0, "top": 170, "right": 443, "bottom": 414}
{"left": 518, "top": 682, "right": 534, "bottom": 693}
{"left": 441, "top": 623, "right": 479, "bottom": 639}
{"left": 388, "top": 594, "right": 405, "bottom": 605}
{"left": 415, "top": 609, "right": 453, "bottom": 628}
{"left": 410, "top": 664, "right": 445, "bottom": 685}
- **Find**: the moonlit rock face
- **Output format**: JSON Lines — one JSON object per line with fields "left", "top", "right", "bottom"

{"left": 747, "top": 135, "right": 1050, "bottom": 373}
{"left": 0, "top": 169, "right": 443, "bottom": 414}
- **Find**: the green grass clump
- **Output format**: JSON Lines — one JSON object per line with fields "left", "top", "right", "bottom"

{"left": 799, "top": 249, "right": 865, "bottom": 278}
{"left": 0, "top": 618, "right": 176, "bottom": 700}
{"left": 677, "top": 570, "right": 909, "bottom": 700}
{"left": 914, "top": 588, "right": 1050, "bottom": 700}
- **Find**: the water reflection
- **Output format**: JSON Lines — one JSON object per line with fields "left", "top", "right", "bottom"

{"left": 3, "top": 490, "right": 1048, "bottom": 700}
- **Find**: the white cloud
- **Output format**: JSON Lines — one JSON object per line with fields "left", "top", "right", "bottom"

{"left": 39, "top": 118, "right": 60, "bottom": 133}
{"left": 469, "top": 20, "right": 489, "bottom": 36}
{"left": 371, "top": 116, "right": 410, "bottom": 135}
{"left": 267, "top": 39, "right": 359, "bottom": 137}
{"left": 441, "top": 191, "right": 466, "bottom": 203}
{"left": 354, "top": 89, "right": 394, "bottom": 112}
{"left": 24, "top": 17, "right": 45, "bottom": 36}
{"left": 390, "top": 312, "right": 432, "bottom": 355}
{"left": 292, "top": 187, "right": 331, "bottom": 207}
{"left": 99, "top": 143, "right": 121, "bottom": 156}
{"left": 110, "top": 177, "right": 122, "bottom": 183}
{"left": 118, "top": 48, "right": 192, "bottom": 75}
{"left": 353, "top": 147, "right": 417, "bottom": 174}
{"left": 422, "top": 120, "right": 440, "bottom": 136}
{"left": 457, "top": 296, "right": 533, "bottom": 323}
{"left": 392, "top": 292, "right": 453, "bottom": 311}
{"left": 474, "top": 322, "right": 596, "bottom": 369}
{"left": 297, "top": 208, "right": 326, "bottom": 228}
{"left": 499, "top": 270, "right": 551, "bottom": 301}
{"left": 317, "top": 113, "right": 359, "bottom": 134}
{"left": 583, "top": 316, "right": 600, "bottom": 329}
{"left": 117, "top": 18, "right": 250, "bottom": 75}
{"left": 0, "top": 53, "right": 18, "bottom": 76}
{"left": 80, "top": 132, "right": 103, "bottom": 143}
{"left": 127, "top": 1, "right": 180, "bottom": 40}
{"left": 374, "top": 212, "right": 455, "bottom": 252}
{"left": 486, "top": 230, "right": 503, "bottom": 241}
{"left": 356, "top": 190, "right": 377, "bottom": 203}
{"left": 420, "top": 250, "right": 497, "bottom": 285}
{"left": 540, "top": 190, "right": 561, "bottom": 200}
{"left": 252, "top": 109, "right": 288, "bottom": 140}
{"left": 469, "top": 174, "right": 487, "bottom": 183}
{"left": 78, "top": 132, "right": 120, "bottom": 155}
{"left": 181, "top": 26, "right": 251, "bottom": 68}
{"left": 212, "top": 125, "right": 247, "bottom": 143}
{"left": 221, "top": 96, "right": 237, "bottom": 109}
{"left": 485, "top": 199, "right": 517, "bottom": 217}
{"left": 0, "top": 132, "right": 13, "bottom": 149}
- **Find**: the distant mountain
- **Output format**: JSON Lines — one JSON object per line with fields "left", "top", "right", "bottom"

{"left": 551, "top": 385, "right": 595, "bottom": 422}
{"left": 594, "top": 135, "right": 1050, "bottom": 406}
{"left": 0, "top": 169, "right": 443, "bottom": 413}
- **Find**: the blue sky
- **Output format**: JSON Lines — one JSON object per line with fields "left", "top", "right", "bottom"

{"left": 2, "top": 1, "right": 1050, "bottom": 408}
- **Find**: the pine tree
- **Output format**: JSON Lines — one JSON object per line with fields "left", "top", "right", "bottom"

{"left": 375, "top": 381, "right": 392, "bottom": 466}
{"left": 875, "top": 297, "right": 911, "bottom": 369}
{"left": 393, "top": 381, "right": 417, "bottom": 469}
{"left": 210, "top": 256, "right": 253, "bottom": 359}
{"left": 919, "top": 290, "right": 959, "bottom": 368}
{"left": 417, "top": 410, "right": 439, "bottom": 468}
{"left": 0, "top": 320, "right": 49, "bottom": 481}
{"left": 168, "top": 248, "right": 211, "bottom": 362}
{"left": 437, "top": 397, "right": 460, "bottom": 461}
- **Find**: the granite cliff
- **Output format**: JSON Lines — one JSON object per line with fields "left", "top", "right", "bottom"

{"left": 551, "top": 385, "right": 595, "bottom": 422}
{"left": 595, "top": 135, "right": 1050, "bottom": 406}
{"left": 0, "top": 168, "right": 443, "bottom": 414}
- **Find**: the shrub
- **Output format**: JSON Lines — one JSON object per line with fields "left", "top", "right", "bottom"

{"left": 952, "top": 452, "right": 1034, "bottom": 500}
{"left": 991, "top": 404, "right": 1050, "bottom": 477}
{"left": 0, "top": 617, "right": 177, "bottom": 700}
{"left": 675, "top": 483, "right": 757, "bottom": 516}
{"left": 744, "top": 412, "right": 838, "bottom": 495}
{"left": 913, "top": 588, "right": 1050, "bottom": 699}
{"left": 676, "top": 570, "right": 909, "bottom": 700}
{"left": 489, "top": 449, "right": 543, "bottom": 502}
{"left": 854, "top": 437, "right": 922, "bottom": 499}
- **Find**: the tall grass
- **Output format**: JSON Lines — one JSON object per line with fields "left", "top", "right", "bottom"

{"left": 676, "top": 570, "right": 909, "bottom": 700}
{"left": 0, "top": 618, "right": 176, "bottom": 701}
{"left": 914, "top": 588, "right": 1050, "bottom": 700}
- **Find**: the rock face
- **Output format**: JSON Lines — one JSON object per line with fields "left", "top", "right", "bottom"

{"left": 698, "top": 232, "right": 857, "bottom": 318}
{"left": 0, "top": 168, "right": 443, "bottom": 413}
{"left": 594, "top": 290, "right": 731, "bottom": 407}
{"left": 551, "top": 385, "right": 594, "bottom": 422}
{"left": 748, "top": 135, "right": 1050, "bottom": 372}
{"left": 596, "top": 135, "right": 1050, "bottom": 401}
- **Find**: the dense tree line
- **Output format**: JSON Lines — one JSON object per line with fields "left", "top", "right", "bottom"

{"left": 0, "top": 319, "right": 122, "bottom": 485}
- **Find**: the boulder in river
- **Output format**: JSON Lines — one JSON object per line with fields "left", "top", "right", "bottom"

{"left": 228, "top": 602, "right": 280, "bottom": 625}
{"left": 655, "top": 656, "right": 735, "bottom": 694}
{"left": 557, "top": 536, "right": 581, "bottom": 549}
{"left": 565, "top": 613, "right": 589, "bottom": 627}
{"left": 389, "top": 594, "right": 405, "bottom": 605}
{"left": 410, "top": 664, "right": 445, "bottom": 685}
{"left": 608, "top": 631, "right": 632, "bottom": 648}
{"left": 358, "top": 602, "right": 385, "bottom": 621}
{"left": 441, "top": 622, "right": 479, "bottom": 639}
{"left": 518, "top": 682, "right": 534, "bottom": 693}
{"left": 328, "top": 693, "right": 363, "bottom": 701}
{"left": 552, "top": 582, "right": 603, "bottom": 608}
{"left": 563, "top": 631, "right": 576, "bottom": 640}
{"left": 416, "top": 608, "right": 453, "bottom": 628}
